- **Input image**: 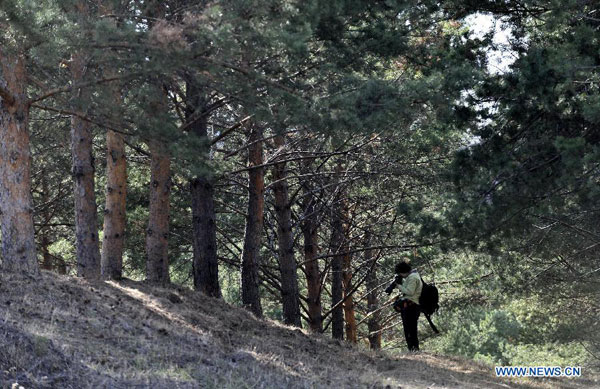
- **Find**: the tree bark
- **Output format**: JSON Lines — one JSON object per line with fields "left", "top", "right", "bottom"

{"left": 0, "top": 50, "right": 38, "bottom": 274}
{"left": 329, "top": 162, "right": 346, "bottom": 339}
{"left": 100, "top": 1, "right": 127, "bottom": 280}
{"left": 301, "top": 181, "right": 322, "bottom": 332}
{"left": 40, "top": 174, "right": 53, "bottom": 271}
{"left": 342, "top": 202, "right": 357, "bottom": 343}
{"left": 273, "top": 134, "right": 301, "bottom": 327}
{"left": 365, "top": 231, "right": 381, "bottom": 350}
{"left": 145, "top": 140, "right": 170, "bottom": 283}
{"left": 187, "top": 80, "right": 221, "bottom": 298}
{"left": 101, "top": 128, "right": 127, "bottom": 279}
{"left": 241, "top": 122, "right": 264, "bottom": 317}
{"left": 338, "top": 166, "right": 357, "bottom": 343}
{"left": 191, "top": 175, "right": 221, "bottom": 296}
{"left": 70, "top": 44, "right": 101, "bottom": 279}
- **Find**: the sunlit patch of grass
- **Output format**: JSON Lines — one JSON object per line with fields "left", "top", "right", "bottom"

{"left": 154, "top": 365, "right": 195, "bottom": 382}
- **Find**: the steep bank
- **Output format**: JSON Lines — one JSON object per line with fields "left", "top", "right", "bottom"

{"left": 0, "top": 271, "right": 594, "bottom": 388}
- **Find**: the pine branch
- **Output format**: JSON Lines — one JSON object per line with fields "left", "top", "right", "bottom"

{"left": 320, "top": 253, "right": 379, "bottom": 320}
{"left": 304, "top": 243, "right": 437, "bottom": 264}
{"left": 31, "top": 104, "right": 134, "bottom": 136}
{"left": 28, "top": 74, "right": 137, "bottom": 105}
{"left": 197, "top": 56, "right": 303, "bottom": 97}
{"left": 210, "top": 115, "right": 252, "bottom": 146}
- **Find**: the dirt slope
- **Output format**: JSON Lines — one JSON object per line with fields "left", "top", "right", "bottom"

{"left": 0, "top": 271, "right": 595, "bottom": 388}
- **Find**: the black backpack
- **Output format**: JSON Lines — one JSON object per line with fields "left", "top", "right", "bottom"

{"left": 419, "top": 277, "right": 440, "bottom": 333}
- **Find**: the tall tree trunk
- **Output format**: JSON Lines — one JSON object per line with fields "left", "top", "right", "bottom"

{"left": 342, "top": 213, "right": 357, "bottom": 343}
{"left": 70, "top": 43, "right": 101, "bottom": 279}
{"left": 273, "top": 134, "right": 301, "bottom": 327}
{"left": 329, "top": 164, "right": 345, "bottom": 339}
{"left": 365, "top": 231, "right": 381, "bottom": 350}
{"left": 140, "top": 2, "right": 171, "bottom": 284}
{"left": 330, "top": 161, "right": 358, "bottom": 343}
{"left": 191, "top": 175, "right": 221, "bottom": 296}
{"left": 146, "top": 140, "right": 170, "bottom": 283}
{"left": 187, "top": 81, "right": 221, "bottom": 297}
{"left": 101, "top": 128, "right": 127, "bottom": 279}
{"left": 301, "top": 182, "right": 322, "bottom": 332}
{"left": 339, "top": 177, "right": 357, "bottom": 342}
{"left": 0, "top": 51, "right": 38, "bottom": 274}
{"left": 241, "top": 122, "right": 264, "bottom": 316}
{"left": 40, "top": 174, "right": 53, "bottom": 271}
{"left": 330, "top": 160, "right": 357, "bottom": 342}
{"left": 100, "top": 1, "right": 127, "bottom": 280}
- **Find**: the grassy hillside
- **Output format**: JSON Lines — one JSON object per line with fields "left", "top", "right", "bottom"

{"left": 0, "top": 271, "right": 595, "bottom": 388}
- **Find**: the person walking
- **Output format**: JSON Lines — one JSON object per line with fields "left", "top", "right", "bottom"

{"left": 385, "top": 261, "right": 423, "bottom": 351}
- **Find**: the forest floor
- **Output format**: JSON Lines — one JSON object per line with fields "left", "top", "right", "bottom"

{"left": 0, "top": 271, "right": 596, "bottom": 388}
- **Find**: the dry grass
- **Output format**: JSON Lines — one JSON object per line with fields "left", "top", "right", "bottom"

{"left": 0, "top": 271, "right": 596, "bottom": 388}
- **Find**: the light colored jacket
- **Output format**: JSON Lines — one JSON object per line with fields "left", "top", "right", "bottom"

{"left": 397, "top": 270, "right": 422, "bottom": 304}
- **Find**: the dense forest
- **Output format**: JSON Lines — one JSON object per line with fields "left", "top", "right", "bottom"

{"left": 1, "top": 0, "right": 599, "bottom": 374}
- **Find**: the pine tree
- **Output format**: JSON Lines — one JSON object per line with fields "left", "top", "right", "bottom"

{"left": 273, "top": 133, "right": 302, "bottom": 327}
{"left": 99, "top": 0, "right": 127, "bottom": 280}
{"left": 241, "top": 122, "right": 265, "bottom": 317}
{"left": 0, "top": 48, "right": 38, "bottom": 274}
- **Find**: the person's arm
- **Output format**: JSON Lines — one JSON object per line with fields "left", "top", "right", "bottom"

{"left": 384, "top": 275, "right": 403, "bottom": 294}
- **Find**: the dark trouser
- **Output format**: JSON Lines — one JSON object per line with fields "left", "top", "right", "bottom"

{"left": 400, "top": 300, "right": 420, "bottom": 351}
